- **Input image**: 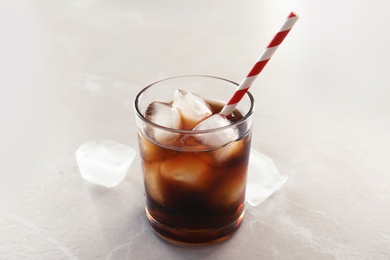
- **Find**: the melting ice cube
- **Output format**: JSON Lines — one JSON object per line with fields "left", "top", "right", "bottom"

{"left": 75, "top": 139, "right": 136, "bottom": 188}
{"left": 145, "top": 101, "right": 182, "bottom": 143}
{"left": 172, "top": 89, "right": 212, "bottom": 129}
{"left": 193, "top": 114, "right": 238, "bottom": 148}
{"left": 246, "top": 149, "right": 288, "bottom": 206}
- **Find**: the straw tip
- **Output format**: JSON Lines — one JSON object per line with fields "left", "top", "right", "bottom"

{"left": 288, "top": 11, "right": 299, "bottom": 19}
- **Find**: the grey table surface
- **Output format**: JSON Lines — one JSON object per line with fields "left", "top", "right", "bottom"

{"left": 1, "top": 1, "right": 389, "bottom": 259}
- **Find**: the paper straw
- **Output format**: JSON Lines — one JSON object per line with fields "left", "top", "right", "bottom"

{"left": 220, "top": 12, "right": 299, "bottom": 116}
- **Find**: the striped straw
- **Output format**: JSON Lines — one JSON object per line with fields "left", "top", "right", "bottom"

{"left": 220, "top": 12, "right": 299, "bottom": 116}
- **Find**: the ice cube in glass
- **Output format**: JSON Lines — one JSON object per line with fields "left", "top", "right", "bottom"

{"left": 145, "top": 101, "right": 182, "bottom": 143}
{"left": 193, "top": 114, "right": 239, "bottom": 148}
{"left": 172, "top": 89, "right": 212, "bottom": 129}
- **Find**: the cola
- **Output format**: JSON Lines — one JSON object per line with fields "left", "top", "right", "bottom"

{"left": 138, "top": 102, "right": 252, "bottom": 245}
{"left": 134, "top": 75, "right": 254, "bottom": 245}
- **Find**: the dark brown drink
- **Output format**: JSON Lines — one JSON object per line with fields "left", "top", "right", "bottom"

{"left": 138, "top": 102, "right": 252, "bottom": 245}
{"left": 134, "top": 75, "right": 254, "bottom": 245}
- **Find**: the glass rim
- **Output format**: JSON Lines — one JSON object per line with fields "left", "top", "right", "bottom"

{"left": 134, "top": 75, "right": 255, "bottom": 134}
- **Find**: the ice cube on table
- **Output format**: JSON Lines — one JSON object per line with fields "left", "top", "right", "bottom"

{"left": 75, "top": 139, "right": 137, "bottom": 188}
{"left": 172, "top": 89, "right": 212, "bottom": 130}
{"left": 246, "top": 149, "right": 288, "bottom": 206}
{"left": 193, "top": 114, "right": 238, "bottom": 148}
{"left": 145, "top": 101, "right": 182, "bottom": 143}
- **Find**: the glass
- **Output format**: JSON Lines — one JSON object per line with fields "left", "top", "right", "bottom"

{"left": 134, "top": 75, "right": 255, "bottom": 245}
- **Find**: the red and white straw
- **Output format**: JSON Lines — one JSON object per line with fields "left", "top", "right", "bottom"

{"left": 220, "top": 12, "right": 299, "bottom": 116}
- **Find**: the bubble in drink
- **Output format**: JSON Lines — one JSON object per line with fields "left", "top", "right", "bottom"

{"left": 192, "top": 114, "right": 239, "bottom": 148}
{"left": 75, "top": 139, "right": 136, "bottom": 188}
{"left": 145, "top": 101, "right": 182, "bottom": 143}
{"left": 172, "top": 89, "right": 212, "bottom": 130}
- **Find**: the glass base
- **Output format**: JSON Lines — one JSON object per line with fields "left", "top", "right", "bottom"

{"left": 145, "top": 207, "right": 245, "bottom": 246}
